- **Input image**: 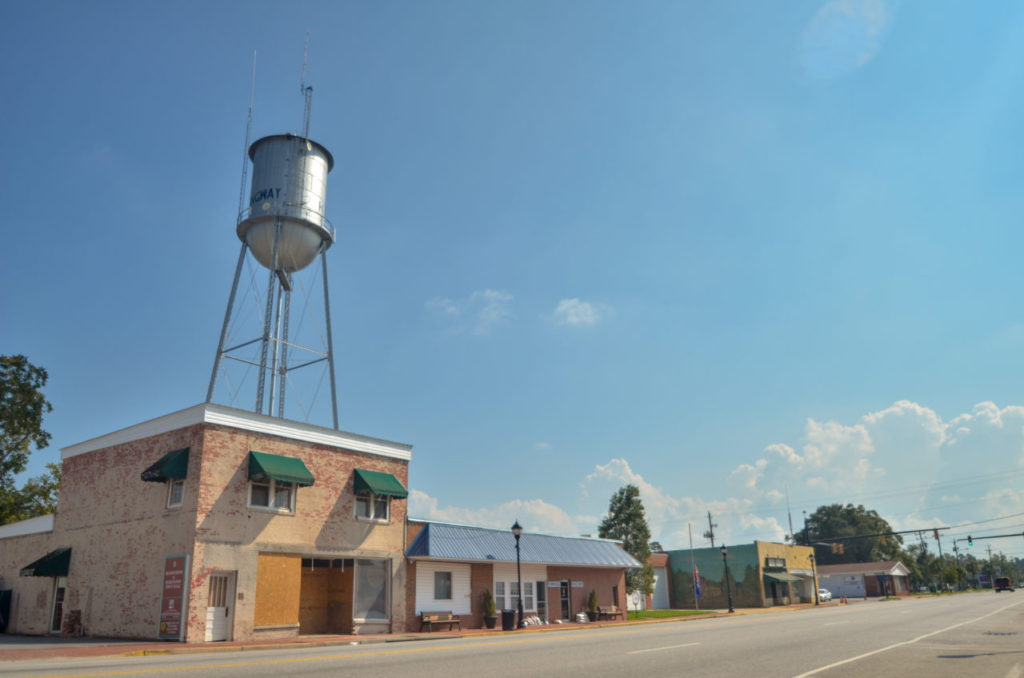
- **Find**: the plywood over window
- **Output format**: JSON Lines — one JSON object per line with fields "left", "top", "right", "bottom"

{"left": 254, "top": 553, "right": 301, "bottom": 627}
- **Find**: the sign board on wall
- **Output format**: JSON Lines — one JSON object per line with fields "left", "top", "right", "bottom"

{"left": 571, "top": 580, "right": 584, "bottom": 588}
{"left": 158, "top": 555, "right": 190, "bottom": 641}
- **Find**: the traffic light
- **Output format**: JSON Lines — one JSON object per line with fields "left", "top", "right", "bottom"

{"left": 838, "top": 544, "right": 844, "bottom": 554}
{"left": 831, "top": 543, "right": 838, "bottom": 553}
{"left": 967, "top": 535, "right": 973, "bottom": 545}
{"left": 933, "top": 530, "right": 940, "bottom": 540}
{"left": 880, "top": 535, "right": 887, "bottom": 545}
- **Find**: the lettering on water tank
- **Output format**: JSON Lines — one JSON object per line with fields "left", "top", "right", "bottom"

{"left": 250, "top": 188, "right": 282, "bottom": 205}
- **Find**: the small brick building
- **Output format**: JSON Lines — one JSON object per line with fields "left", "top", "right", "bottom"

{"left": 405, "top": 520, "right": 640, "bottom": 628}
{"left": 0, "top": 403, "right": 412, "bottom": 642}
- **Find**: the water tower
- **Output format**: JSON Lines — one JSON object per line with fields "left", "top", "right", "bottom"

{"left": 207, "top": 70, "right": 339, "bottom": 427}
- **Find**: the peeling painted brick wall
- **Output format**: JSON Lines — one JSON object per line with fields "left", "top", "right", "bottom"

{"left": 3, "top": 418, "right": 411, "bottom": 643}
{"left": 56, "top": 425, "right": 200, "bottom": 640}
{"left": 0, "top": 531, "right": 61, "bottom": 634}
{"left": 188, "top": 423, "right": 410, "bottom": 640}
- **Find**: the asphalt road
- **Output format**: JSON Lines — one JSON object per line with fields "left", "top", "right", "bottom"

{"left": 4, "top": 592, "right": 1022, "bottom": 678}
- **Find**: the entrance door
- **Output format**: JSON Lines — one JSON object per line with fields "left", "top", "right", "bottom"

{"left": 559, "top": 581, "right": 570, "bottom": 621}
{"left": 49, "top": 577, "right": 66, "bottom": 634}
{"left": 205, "top": 573, "right": 235, "bottom": 642}
{"left": 536, "top": 581, "right": 546, "bottom": 621}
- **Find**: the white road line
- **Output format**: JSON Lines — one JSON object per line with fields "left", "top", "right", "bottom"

{"left": 628, "top": 642, "right": 700, "bottom": 655}
{"left": 1006, "top": 663, "right": 1022, "bottom": 678}
{"left": 793, "top": 600, "right": 1024, "bottom": 678}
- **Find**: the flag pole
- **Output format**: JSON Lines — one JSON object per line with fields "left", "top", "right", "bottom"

{"left": 689, "top": 522, "right": 700, "bottom": 610}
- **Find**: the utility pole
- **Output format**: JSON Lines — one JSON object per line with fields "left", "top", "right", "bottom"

{"left": 704, "top": 511, "right": 717, "bottom": 548}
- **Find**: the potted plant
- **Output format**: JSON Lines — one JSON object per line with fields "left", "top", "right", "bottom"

{"left": 586, "top": 589, "right": 599, "bottom": 621}
{"left": 482, "top": 588, "right": 498, "bottom": 629}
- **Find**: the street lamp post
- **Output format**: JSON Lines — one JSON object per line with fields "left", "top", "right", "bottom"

{"left": 720, "top": 544, "right": 735, "bottom": 613}
{"left": 810, "top": 552, "right": 819, "bottom": 605}
{"left": 512, "top": 521, "right": 524, "bottom": 628}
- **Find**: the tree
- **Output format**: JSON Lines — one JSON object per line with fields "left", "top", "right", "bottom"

{"left": 806, "top": 503, "right": 903, "bottom": 565}
{"left": 1, "top": 355, "right": 52, "bottom": 482}
{"left": 0, "top": 355, "right": 54, "bottom": 524}
{"left": 0, "top": 463, "right": 61, "bottom": 524}
{"left": 598, "top": 484, "right": 655, "bottom": 595}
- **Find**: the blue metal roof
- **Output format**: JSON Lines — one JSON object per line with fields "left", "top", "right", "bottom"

{"left": 406, "top": 521, "right": 641, "bottom": 568}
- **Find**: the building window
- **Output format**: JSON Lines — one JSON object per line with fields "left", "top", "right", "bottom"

{"left": 494, "top": 581, "right": 506, "bottom": 611}
{"left": 434, "top": 571, "right": 452, "bottom": 600}
{"left": 248, "top": 480, "right": 295, "bottom": 512}
{"left": 167, "top": 479, "right": 184, "bottom": 508}
{"left": 355, "top": 491, "right": 389, "bottom": 522}
{"left": 493, "top": 579, "right": 536, "bottom": 613}
{"left": 355, "top": 559, "right": 390, "bottom": 621}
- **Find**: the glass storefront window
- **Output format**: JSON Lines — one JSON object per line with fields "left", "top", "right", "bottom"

{"left": 356, "top": 559, "right": 389, "bottom": 620}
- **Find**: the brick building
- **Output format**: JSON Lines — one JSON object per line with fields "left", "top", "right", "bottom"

{"left": 0, "top": 403, "right": 412, "bottom": 642}
{"left": 405, "top": 520, "right": 640, "bottom": 628}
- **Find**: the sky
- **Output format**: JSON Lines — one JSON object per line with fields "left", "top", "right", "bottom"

{"left": 4, "top": 0, "right": 1024, "bottom": 561}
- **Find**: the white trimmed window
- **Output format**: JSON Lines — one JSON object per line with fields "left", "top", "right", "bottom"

{"left": 167, "top": 479, "right": 184, "bottom": 508}
{"left": 494, "top": 581, "right": 506, "bottom": 611}
{"left": 355, "top": 491, "right": 390, "bottom": 522}
{"left": 434, "top": 571, "right": 452, "bottom": 600}
{"left": 248, "top": 479, "right": 295, "bottom": 512}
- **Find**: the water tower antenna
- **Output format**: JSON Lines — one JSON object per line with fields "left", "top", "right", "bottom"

{"left": 207, "top": 51, "right": 257, "bottom": 405}
{"left": 300, "top": 30, "right": 313, "bottom": 139}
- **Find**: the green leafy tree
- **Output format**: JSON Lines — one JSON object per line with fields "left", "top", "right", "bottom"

{"left": 0, "top": 463, "right": 61, "bottom": 524}
{"left": 806, "top": 503, "right": 903, "bottom": 565}
{"left": 598, "top": 484, "right": 655, "bottom": 595}
{"left": 0, "top": 355, "right": 54, "bottom": 524}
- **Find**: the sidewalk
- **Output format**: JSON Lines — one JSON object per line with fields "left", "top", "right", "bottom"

{"left": 0, "top": 603, "right": 836, "bottom": 662}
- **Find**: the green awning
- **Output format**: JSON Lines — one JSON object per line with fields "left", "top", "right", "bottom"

{"left": 354, "top": 468, "right": 408, "bottom": 498}
{"left": 141, "top": 448, "right": 189, "bottom": 482}
{"left": 21, "top": 547, "right": 71, "bottom": 577}
{"left": 248, "top": 451, "right": 315, "bottom": 487}
{"left": 764, "top": 571, "right": 803, "bottom": 583}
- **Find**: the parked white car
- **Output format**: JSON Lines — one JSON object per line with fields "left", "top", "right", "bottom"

{"left": 818, "top": 588, "right": 832, "bottom": 602}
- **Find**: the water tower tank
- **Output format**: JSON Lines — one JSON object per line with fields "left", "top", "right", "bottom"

{"left": 236, "top": 133, "right": 335, "bottom": 273}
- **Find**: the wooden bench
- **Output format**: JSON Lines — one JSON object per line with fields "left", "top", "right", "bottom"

{"left": 597, "top": 605, "right": 623, "bottom": 620}
{"left": 419, "top": 611, "right": 462, "bottom": 632}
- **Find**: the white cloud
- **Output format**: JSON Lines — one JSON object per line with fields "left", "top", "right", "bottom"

{"left": 413, "top": 400, "right": 1024, "bottom": 551}
{"left": 426, "top": 289, "right": 513, "bottom": 335}
{"left": 799, "top": 0, "right": 895, "bottom": 80}
{"left": 408, "top": 489, "right": 578, "bottom": 536}
{"left": 553, "top": 298, "right": 609, "bottom": 327}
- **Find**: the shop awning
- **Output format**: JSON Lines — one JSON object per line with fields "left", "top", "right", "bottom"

{"left": 764, "top": 571, "right": 804, "bottom": 583}
{"left": 141, "top": 448, "right": 189, "bottom": 482}
{"left": 354, "top": 468, "right": 408, "bottom": 498}
{"left": 21, "top": 547, "right": 71, "bottom": 577}
{"left": 247, "top": 451, "right": 315, "bottom": 486}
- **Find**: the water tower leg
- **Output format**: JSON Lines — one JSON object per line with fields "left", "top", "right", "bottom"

{"left": 277, "top": 289, "right": 291, "bottom": 419}
{"left": 321, "top": 251, "right": 339, "bottom": 429}
{"left": 207, "top": 242, "right": 249, "bottom": 403}
{"left": 267, "top": 282, "right": 287, "bottom": 417}
{"left": 255, "top": 225, "right": 283, "bottom": 414}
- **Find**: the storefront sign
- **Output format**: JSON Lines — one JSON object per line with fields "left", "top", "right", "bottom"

{"left": 159, "top": 555, "right": 190, "bottom": 641}
{"left": 548, "top": 581, "right": 560, "bottom": 588}
{"left": 571, "top": 580, "right": 584, "bottom": 588}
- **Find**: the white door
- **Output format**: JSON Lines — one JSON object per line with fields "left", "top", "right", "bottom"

{"left": 49, "top": 577, "right": 67, "bottom": 634}
{"left": 651, "top": 567, "right": 669, "bottom": 609}
{"left": 205, "top": 573, "right": 234, "bottom": 642}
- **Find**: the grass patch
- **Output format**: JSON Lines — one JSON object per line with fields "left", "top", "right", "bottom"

{"left": 627, "top": 609, "right": 711, "bottom": 620}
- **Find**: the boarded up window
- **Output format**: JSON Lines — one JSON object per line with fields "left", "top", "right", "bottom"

{"left": 254, "top": 553, "right": 301, "bottom": 627}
